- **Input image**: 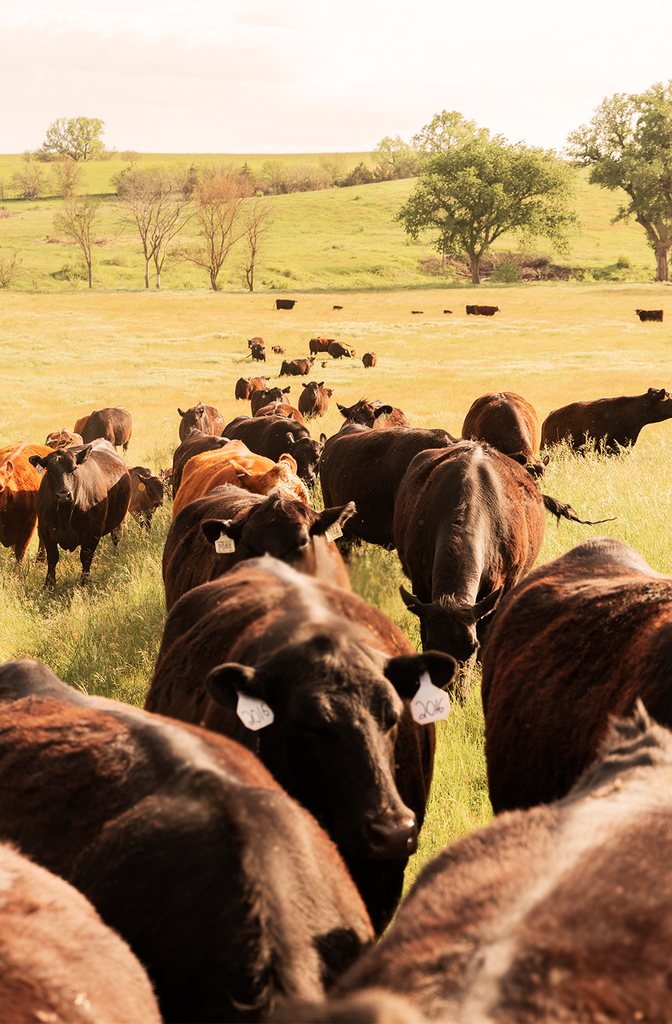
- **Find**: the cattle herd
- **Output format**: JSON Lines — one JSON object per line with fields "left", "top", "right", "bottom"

{"left": 2, "top": 322, "right": 672, "bottom": 1023}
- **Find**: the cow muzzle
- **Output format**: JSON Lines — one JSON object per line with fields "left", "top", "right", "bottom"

{"left": 366, "top": 814, "right": 418, "bottom": 860}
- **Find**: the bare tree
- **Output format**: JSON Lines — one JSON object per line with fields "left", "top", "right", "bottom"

{"left": 51, "top": 156, "right": 84, "bottom": 198}
{"left": 53, "top": 197, "right": 102, "bottom": 288}
{"left": 115, "top": 166, "right": 194, "bottom": 288}
{"left": 180, "top": 174, "right": 251, "bottom": 291}
{"left": 10, "top": 155, "right": 47, "bottom": 200}
{"left": 240, "top": 197, "right": 274, "bottom": 291}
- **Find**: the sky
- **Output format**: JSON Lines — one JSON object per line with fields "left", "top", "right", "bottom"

{"left": 1, "top": 0, "right": 672, "bottom": 156}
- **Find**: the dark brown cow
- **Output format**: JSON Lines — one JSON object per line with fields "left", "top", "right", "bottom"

{"left": 332, "top": 304, "right": 343, "bottom": 310}
{"left": 128, "top": 466, "right": 165, "bottom": 531}
{"left": 481, "top": 536, "right": 672, "bottom": 813}
{"left": 0, "top": 659, "right": 373, "bottom": 1024}
{"left": 466, "top": 304, "right": 501, "bottom": 316}
{"left": 318, "top": 706, "right": 672, "bottom": 1024}
{"left": 79, "top": 406, "right": 132, "bottom": 452}
{"left": 635, "top": 308, "right": 663, "bottom": 321}
{"left": 319, "top": 427, "right": 456, "bottom": 548}
{"left": 362, "top": 352, "right": 377, "bottom": 368}
{"left": 309, "top": 337, "right": 333, "bottom": 355}
{"left": 275, "top": 298, "right": 296, "bottom": 309}
{"left": 29, "top": 439, "right": 131, "bottom": 588}
{"left": 394, "top": 442, "right": 545, "bottom": 663}
{"left": 299, "top": 381, "right": 331, "bottom": 418}
{"left": 178, "top": 402, "right": 226, "bottom": 441}
{"left": 272, "top": 345, "right": 285, "bottom": 354}
{"left": 540, "top": 387, "right": 672, "bottom": 453}
{"left": 171, "top": 430, "right": 231, "bottom": 499}
{"left": 462, "top": 391, "right": 547, "bottom": 477}
{"left": 162, "top": 484, "right": 353, "bottom": 610}
{"left": 251, "top": 341, "right": 266, "bottom": 362}
{"left": 146, "top": 556, "right": 457, "bottom": 934}
{"left": 251, "top": 385, "right": 291, "bottom": 416}
{"left": 254, "top": 401, "right": 306, "bottom": 425}
{"left": 221, "top": 415, "right": 325, "bottom": 488}
{"left": 280, "top": 357, "right": 314, "bottom": 376}
{"left": 337, "top": 398, "right": 410, "bottom": 430}
{"left": 0, "top": 841, "right": 161, "bottom": 1024}
{"left": 328, "top": 341, "right": 355, "bottom": 359}
{"left": 235, "top": 376, "right": 268, "bottom": 400}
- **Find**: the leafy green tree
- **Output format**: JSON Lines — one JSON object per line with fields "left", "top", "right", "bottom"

{"left": 411, "top": 110, "right": 487, "bottom": 158}
{"left": 40, "top": 117, "right": 105, "bottom": 162}
{"left": 396, "top": 137, "right": 577, "bottom": 283}
{"left": 53, "top": 196, "right": 102, "bottom": 288}
{"left": 567, "top": 81, "right": 672, "bottom": 281}
{"left": 371, "top": 136, "right": 421, "bottom": 180}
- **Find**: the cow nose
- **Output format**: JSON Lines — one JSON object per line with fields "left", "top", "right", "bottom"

{"left": 366, "top": 815, "right": 418, "bottom": 859}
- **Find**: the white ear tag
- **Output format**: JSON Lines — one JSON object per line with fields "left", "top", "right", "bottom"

{"left": 36, "top": 466, "right": 45, "bottom": 476}
{"left": 411, "top": 671, "right": 450, "bottom": 725}
{"left": 325, "top": 521, "right": 343, "bottom": 542}
{"left": 236, "top": 691, "right": 274, "bottom": 731}
{"left": 215, "top": 532, "right": 235, "bottom": 554}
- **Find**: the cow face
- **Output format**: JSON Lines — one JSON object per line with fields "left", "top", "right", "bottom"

{"left": 29, "top": 447, "right": 92, "bottom": 507}
{"left": 179, "top": 404, "right": 208, "bottom": 434}
{"left": 282, "top": 434, "right": 323, "bottom": 488}
{"left": 400, "top": 586, "right": 502, "bottom": 663}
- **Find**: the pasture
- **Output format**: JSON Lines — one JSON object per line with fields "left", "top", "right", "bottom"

{"left": 1, "top": 281, "right": 672, "bottom": 887}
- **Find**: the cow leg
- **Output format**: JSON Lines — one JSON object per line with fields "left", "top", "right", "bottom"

{"left": 12, "top": 522, "right": 36, "bottom": 568}
{"left": 43, "top": 538, "right": 59, "bottom": 589}
{"left": 79, "top": 543, "right": 99, "bottom": 583}
{"left": 110, "top": 525, "right": 124, "bottom": 547}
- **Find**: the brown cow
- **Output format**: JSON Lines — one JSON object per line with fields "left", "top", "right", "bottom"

{"left": 328, "top": 341, "right": 355, "bottom": 359}
{"left": 254, "top": 400, "right": 307, "bottom": 425}
{"left": 462, "top": 391, "right": 547, "bottom": 477}
{"left": 540, "top": 387, "right": 672, "bottom": 453}
{"left": 0, "top": 441, "right": 52, "bottom": 565}
{"left": 251, "top": 341, "right": 266, "bottom": 362}
{"left": 0, "top": 659, "right": 373, "bottom": 1024}
{"left": 178, "top": 402, "right": 226, "bottom": 441}
{"left": 146, "top": 556, "right": 457, "bottom": 934}
{"left": 29, "top": 439, "right": 131, "bottom": 587}
{"left": 319, "top": 427, "right": 456, "bottom": 548}
{"left": 317, "top": 706, "right": 672, "bottom": 1024}
{"left": 309, "top": 337, "right": 333, "bottom": 355}
{"left": 0, "top": 841, "right": 161, "bottom": 1024}
{"left": 128, "top": 466, "right": 165, "bottom": 531}
{"left": 162, "top": 484, "right": 353, "bottom": 609}
{"left": 250, "top": 385, "right": 291, "bottom": 416}
{"left": 222, "top": 415, "right": 324, "bottom": 487}
{"left": 394, "top": 442, "right": 545, "bottom": 663}
{"left": 466, "top": 304, "right": 501, "bottom": 315}
{"left": 280, "top": 357, "right": 314, "bottom": 376}
{"left": 235, "top": 376, "right": 268, "bottom": 400}
{"left": 362, "top": 352, "right": 377, "bottom": 368}
{"left": 635, "top": 308, "right": 663, "bottom": 321}
{"left": 337, "top": 398, "right": 410, "bottom": 430}
{"left": 77, "top": 406, "right": 132, "bottom": 452}
{"left": 272, "top": 345, "right": 285, "bottom": 354}
{"left": 45, "top": 428, "right": 84, "bottom": 449}
{"left": 481, "top": 535, "right": 672, "bottom": 813}
{"left": 171, "top": 430, "right": 231, "bottom": 498}
{"left": 299, "top": 381, "right": 331, "bottom": 418}
{"left": 275, "top": 298, "right": 296, "bottom": 309}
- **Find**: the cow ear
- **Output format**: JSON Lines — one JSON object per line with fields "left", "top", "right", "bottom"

{"left": 317, "top": 382, "right": 324, "bottom": 388}
{"left": 373, "top": 405, "right": 393, "bottom": 419}
{"left": 282, "top": 386, "right": 291, "bottom": 395}
{"left": 474, "top": 587, "right": 502, "bottom": 621}
{"left": 399, "top": 585, "right": 427, "bottom": 618}
{"left": 302, "top": 382, "right": 308, "bottom": 389}
{"left": 76, "top": 445, "right": 93, "bottom": 465}
{"left": 384, "top": 652, "right": 457, "bottom": 699}
{"left": 29, "top": 454, "right": 47, "bottom": 470}
{"left": 319, "top": 433, "right": 327, "bottom": 445}
{"left": 657, "top": 389, "right": 669, "bottom": 401}
{"left": 205, "top": 663, "right": 260, "bottom": 709}
{"left": 178, "top": 408, "right": 186, "bottom": 417}
{"left": 201, "top": 518, "right": 245, "bottom": 546}
{"left": 284, "top": 433, "right": 296, "bottom": 449}
{"left": 2, "top": 460, "right": 14, "bottom": 479}
{"left": 337, "top": 403, "right": 347, "bottom": 418}
{"left": 310, "top": 501, "right": 356, "bottom": 536}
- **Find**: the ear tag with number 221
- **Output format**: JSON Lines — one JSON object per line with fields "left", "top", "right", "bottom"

{"left": 236, "top": 691, "right": 274, "bottom": 731}
{"left": 411, "top": 671, "right": 450, "bottom": 725}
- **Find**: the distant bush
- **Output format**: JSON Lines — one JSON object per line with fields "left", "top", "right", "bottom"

{"left": 491, "top": 254, "right": 522, "bottom": 283}
{"left": 335, "top": 162, "right": 377, "bottom": 187}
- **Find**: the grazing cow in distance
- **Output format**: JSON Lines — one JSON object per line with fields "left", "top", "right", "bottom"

{"left": 482, "top": 536, "right": 672, "bottom": 813}
{"left": 280, "top": 357, "right": 314, "bottom": 376}
{"left": 362, "top": 352, "right": 377, "bottom": 368}
{"left": 275, "top": 298, "right": 296, "bottom": 309}
{"left": 320, "top": 706, "right": 672, "bottom": 1024}
{"left": 333, "top": 304, "right": 343, "bottom": 310}
{"left": 337, "top": 398, "right": 410, "bottom": 430}
{"left": 146, "top": 556, "right": 458, "bottom": 934}
{"left": 410, "top": 310, "right": 423, "bottom": 315}
{"left": 251, "top": 385, "right": 291, "bottom": 416}
{"left": 128, "top": 466, "right": 164, "bottom": 531}
{"left": 171, "top": 431, "right": 231, "bottom": 499}
{"left": 45, "top": 429, "right": 84, "bottom": 449}
{"left": 320, "top": 427, "right": 456, "bottom": 548}
{"left": 540, "top": 387, "right": 672, "bottom": 452}
{"left": 309, "top": 337, "right": 333, "bottom": 355}
{"left": 29, "top": 440, "right": 131, "bottom": 588}
{"left": 177, "top": 402, "right": 226, "bottom": 441}
{"left": 466, "top": 304, "right": 501, "bottom": 316}
{"left": 250, "top": 341, "right": 266, "bottom": 362}
{"left": 462, "top": 391, "right": 547, "bottom": 477}
{"left": 443, "top": 309, "right": 453, "bottom": 314}
{"left": 0, "top": 441, "right": 52, "bottom": 565}
{"left": 0, "top": 841, "right": 162, "bottom": 1024}
{"left": 271, "top": 345, "right": 285, "bottom": 354}
{"left": 162, "top": 484, "right": 354, "bottom": 610}
{"left": 0, "top": 659, "right": 373, "bottom": 1024}
{"left": 222, "top": 415, "right": 325, "bottom": 488}
{"left": 328, "top": 341, "right": 355, "bottom": 359}
{"left": 299, "top": 381, "right": 331, "bottom": 418}
{"left": 635, "top": 308, "right": 663, "bottom": 321}
{"left": 77, "top": 407, "right": 132, "bottom": 452}
{"left": 394, "top": 442, "right": 545, "bottom": 664}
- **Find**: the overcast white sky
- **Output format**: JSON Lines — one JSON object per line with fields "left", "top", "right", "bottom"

{"left": 1, "top": 0, "right": 671, "bottom": 155}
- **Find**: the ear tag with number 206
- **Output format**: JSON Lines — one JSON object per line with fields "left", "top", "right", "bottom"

{"left": 215, "top": 532, "right": 235, "bottom": 554}
{"left": 411, "top": 671, "right": 451, "bottom": 725}
{"left": 236, "top": 692, "right": 274, "bottom": 731}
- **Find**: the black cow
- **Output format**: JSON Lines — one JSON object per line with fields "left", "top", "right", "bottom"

{"left": 146, "top": 556, "right": 457, "bottom": 934}
{"left": 0, "top": 659, "right": 373, "bottom": 1024}
{"left": 222, "top": 415, "right": 325, "bottom": 488}
{"left": 635, "top": 308, "right": 663, "bottom": 321}
{"left": 29, "top": 440, "right": 131, "bottom": 588}
{"left": 250, "top": 342, "right": 266, "bottom": 362}
{"left": 275, "top": 298, "right": 296, "bottom": 309}
{"left": 541, "top": 387, "right": 672, "bottom": 452}
{"left": 79, "top": 406, "right": 132, "bottom": 452}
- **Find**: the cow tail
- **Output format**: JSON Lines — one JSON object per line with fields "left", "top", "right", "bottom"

{"left": 542, "top": 493, "right": 616, "bottom": 526}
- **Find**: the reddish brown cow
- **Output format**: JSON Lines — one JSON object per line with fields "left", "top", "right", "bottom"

{"left": 280, "top": 357, "right": 314, "bottom": 376}
{"left": 272, "top": 345, "right": 285, "bottom": 354}
{"left": 299, "top": 381, "right": 331, "bottom": 418}
{"left": 235, "top": 376, "right": 268, "bottom": 400}
{"left": 394, "top": 442, "right": 545, "bottom": 663}
{"left": 315, "top": 706, "right": 672, "bottom": 1024}
{"left": 171, "top": 430, "right": 231, "bottom": 498}
{"left": 337, "top": 398, "right": 410, "bottom": 430}
{"left": 178, "top": 402, "right": 226, "bottom": 441}
{"left": 362, "top": 352, "right": 377, "bottom": 368}
{"left": 309, "top": 337, "right": 333, "bottom": 355}
{"left": 250, "top": 385, "right": 291, "bottom": 416}
{"left": 0, "top": 842, "right": 161, "bottom": 1024}
{"left": 254, "top": 400, "right": 306, "bottom": 425}
{"left": 461, "top": 391, "right": 547, "bottom": 477}
{"left": 0, "top": 659, "right": 373, "bottom": 1024}
{"left": 0, "top": 442, "right": 52, "bottom": 565}
{"left": 328, "top": 341, "right": 355, "bottom": 359}
{"left": 45, "top": 429, "right": 84, "bottom": 449}
{"left": 73, "top": 414, "right": 89, "bottom": 435}
{"left": 146, "top": 556, "right": 457, "bottom": 934}
{"left": 541, "top": 387, "right": 672, "bottom": 452}
{"left": 78, "top": 407, "right": 132, "bottom": 452}
{"left": 466, "top": 304, "right": 501, "bottom": 315}
{"left": 128, "top": 466, "right": 165, "bottom": 531}
{"left": 162, "top": 484, "right": 353, "bottom": 609}
{"left": 223, "top": 415, "right": 324, "bottom": 487}
{"left": 29, "top": 440, "right": 131, "bottom": 587}
{"left": 319, "top": 427, "right": 456, "bottom": 548}
{"left": 482, "top": 536, "right": 672, "bottom": 813}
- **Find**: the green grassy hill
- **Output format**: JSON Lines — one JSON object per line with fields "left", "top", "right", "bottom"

{"left": 0, "top": 152, "right": 661, "bottom": 292}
